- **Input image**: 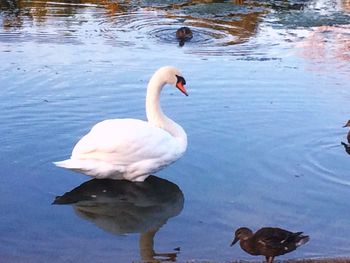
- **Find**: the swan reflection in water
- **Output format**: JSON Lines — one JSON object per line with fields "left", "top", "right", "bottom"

{"left": 53, "top": 175, "right": 184, "bottom": 262}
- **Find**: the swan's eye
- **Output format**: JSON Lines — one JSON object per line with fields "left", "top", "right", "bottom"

{"left": 176, "top": 75, "right": 186, "bottom": 85}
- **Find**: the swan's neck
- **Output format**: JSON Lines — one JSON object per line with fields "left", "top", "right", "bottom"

{"left": 145, "top": 76, "right": 187, "bottom": 148}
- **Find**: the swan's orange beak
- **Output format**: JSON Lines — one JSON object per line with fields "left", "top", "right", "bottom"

{"left": 176, "top": 82, "right": 188, "bottom": 96}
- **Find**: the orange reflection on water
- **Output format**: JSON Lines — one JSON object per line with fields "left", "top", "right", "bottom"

{"left": 161, "top": 1, "right": 266, "bottom": 46}
{"left": 297, "top": 25, "right": 350, "bottom": 74}
{"left": 1, "top": 0, "right": 266, "bottom": 47}
{"left": 295, "top": 0, "right": 350, "bottom": 74}
{"left": 0, "top": 0, "right": 129, "bottom": 29}
{"left": 341, "top": 0, "right": 350, "bottom": 12}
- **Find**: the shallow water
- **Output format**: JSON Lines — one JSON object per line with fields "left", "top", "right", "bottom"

{"left": 1, "top": 0, "right": 350, "bottom": 262}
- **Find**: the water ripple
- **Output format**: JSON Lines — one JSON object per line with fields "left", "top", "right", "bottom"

{"left": 250, "top": 126, "right": 350, "bottom": 189}
{"left": 97, "top": 9, "right": 264, "bottom": 56}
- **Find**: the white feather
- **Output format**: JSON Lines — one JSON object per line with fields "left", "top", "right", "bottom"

{"left": 54, "top": 66, "right": 188, "bottom": 182}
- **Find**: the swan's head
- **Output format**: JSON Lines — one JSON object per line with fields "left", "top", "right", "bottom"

{"left": 155, "top": 66, "right": 188, "bottom": 96}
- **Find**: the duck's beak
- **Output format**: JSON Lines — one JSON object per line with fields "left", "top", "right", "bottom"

{"left": 176, "top": 82, "right": 188, "bottom": 96}
{"left": 343, "top": 121, "right": 350, "bottom": 128}
{"left": 230, "top": 237, "right": 239, "bottom": 246}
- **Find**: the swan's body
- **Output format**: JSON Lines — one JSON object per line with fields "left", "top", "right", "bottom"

{"left": 54, "top": 66, "right": 188, "bottom": 182}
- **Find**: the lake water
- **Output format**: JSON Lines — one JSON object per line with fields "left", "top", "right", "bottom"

{"left": 1, "top": 0, "right": 350, "bottom": 262}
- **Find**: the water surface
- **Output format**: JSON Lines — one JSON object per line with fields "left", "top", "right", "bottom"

{"left": 1, "top": 0, "right": 350, "bottom": 262}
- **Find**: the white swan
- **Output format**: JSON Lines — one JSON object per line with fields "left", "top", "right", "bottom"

{"left": 54, "top": 66, "right": 188, "bottom": 182}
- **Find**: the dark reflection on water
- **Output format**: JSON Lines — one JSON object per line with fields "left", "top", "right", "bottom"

{"left": 54, "top": 176, "right": 184, "bottom": 262}
{"left": 340, "top": 142, "right": 350, "bottom": 155}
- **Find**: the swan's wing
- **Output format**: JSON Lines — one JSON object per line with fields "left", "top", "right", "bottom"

{"left": 71, "top": 119, "right": 177, "bottom": 164}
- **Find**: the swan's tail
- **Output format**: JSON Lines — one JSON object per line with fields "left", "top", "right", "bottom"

{"left": 54, "top": 159, "right": 104, "bottom": 175}
{"left": 53, "top": 159, "right": 126, "bottom": 179}
{"left": 53, "top": 159, "right": 97, "bottom": 174}
{"left": 53, "top": 159, "right": 82, "bottom": 169}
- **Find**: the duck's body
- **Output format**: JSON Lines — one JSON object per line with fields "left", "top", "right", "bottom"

{"left": 54, "top": 66, "right": 188, "bottom": 182}
{"left": 341, "top": 141, "right": 350, "bottom": 155}
{"left": 231, "top": 227, "right": 309, "bottom": 263}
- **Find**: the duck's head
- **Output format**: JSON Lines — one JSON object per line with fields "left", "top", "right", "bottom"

{"left": 176, "top": 27, "right": 193, "bottom": 47}
{"left": 343, "top": 120, "right": 350, "bottom": 128}
{"left": 176, "top": 27, "right": 193, "bottom": 40}
{"left": 231, "top": 227, "right": 253, "bottom": 246}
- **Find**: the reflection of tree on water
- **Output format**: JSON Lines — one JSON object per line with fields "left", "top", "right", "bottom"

{"left": 1, "top": 0, "right": 23, "bottom": 29}
{"left": 5, "top": 0, "right": 349, "bottom": 57}
{"left": 297, "top": 25, "right": 350, "bottom": 62}
{"left": 294, "top": 1, "right": 350, "bottom": 72}
{"left": 163, "top": 1, "right": 267, "bottom": 46}
{"left": 53, "top": 175, "right": 184, "bottom": 262}
{"left": 160, "top": 1, "right": 309, "bottom": 50}
{"left": 0, "top": 0, "right": 301, "bottom": 47}
{"left": 0, "top": 0, "right": 128, "bottom": 29}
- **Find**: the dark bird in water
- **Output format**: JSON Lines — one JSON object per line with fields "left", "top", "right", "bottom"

{"left": 343, "top": 120, "right": 350, "bottom": 143}
{"left": 231, "top": 227, "right": 310, "bottom": 263}
{"left": 341, "top": 141, "right": 350, "bottom": 155}
{"left": 341, "top": 120, "right": 350, "bottom": 155}
{"left": 176, "top": 27, "right": 193, "bottom": 47}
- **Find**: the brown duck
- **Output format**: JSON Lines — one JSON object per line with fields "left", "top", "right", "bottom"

{"left": 343, "top": 120, "right": 350, "bottom": 143}
{"left": 341, "top": 120, "right": 350, "bottom": 155}
{"left": 231, "top": 227, "right": 309, "bottom": 263}
{"left": 176, "top": 27, "right": 193, "bottom": 47}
